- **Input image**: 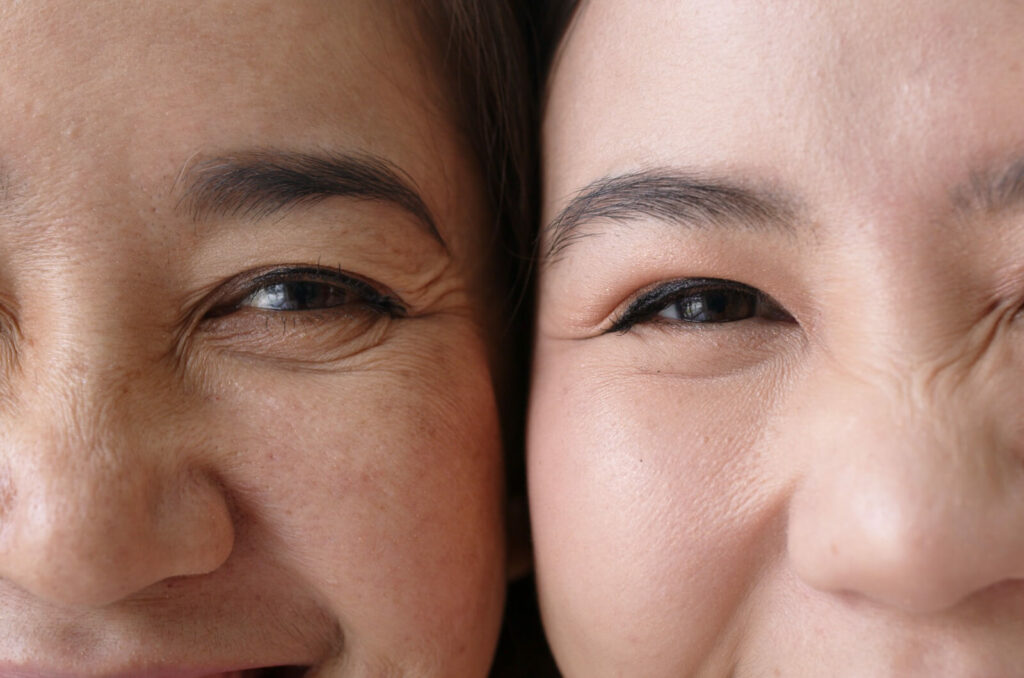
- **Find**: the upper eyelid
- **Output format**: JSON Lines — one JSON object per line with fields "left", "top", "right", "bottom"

{"left": 246, "top": 265, "right": 378, "bottom": 292}
{"left": 628, "top": 278, "right": 758, "bottom": 311}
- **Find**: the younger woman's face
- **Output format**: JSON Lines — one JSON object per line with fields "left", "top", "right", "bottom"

{"left": 531, "top": 0, "right": 1024, "bottom": 675}
{"left": 0, "top": 2, "right": 504, "bottom": 676}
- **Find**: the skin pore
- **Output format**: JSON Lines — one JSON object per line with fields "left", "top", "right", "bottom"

{"left": 0, "top": 1, "right": 504, "bottom": 676}
{"left": 531, "top": 0, "right": 1024, "bottom": 676}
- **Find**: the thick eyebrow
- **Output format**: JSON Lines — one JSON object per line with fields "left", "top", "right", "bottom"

{"left": 544, "top": 169, "right": 796, "bottom": 261}
{"left": 179, "top": 150, "right": 445, "bottom": 248}
{"left": 953, "top": 156, "right": 1024, "bottom": 217}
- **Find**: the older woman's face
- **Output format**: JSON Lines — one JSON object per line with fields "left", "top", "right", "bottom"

{"left": 532, "top": 0, "right": 1024, "bottom": 675}
{"left": 0, "top": 2, "right": 504, "bottom": 676}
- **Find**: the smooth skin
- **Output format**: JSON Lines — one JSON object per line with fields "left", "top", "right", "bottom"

{"left": 0, "top": 1, "right": 504, "bottom": 676}
{"left": 531, "top": 1, "right": 1024, "bottom": 675}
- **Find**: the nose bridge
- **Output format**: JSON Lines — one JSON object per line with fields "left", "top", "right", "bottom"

{"left": 810, "top": 231, "right": 1001, "bottom": 482}
{"left": 17, "top": 354, "right": 159, "bottom": 520}
{"left": 15, "top": 264, "right": 182, "bottom": 461}
{"left": 785, "top": 335, "right": 1024, "bottom": 613}
{"left": 800, "top": 353, "right": 967, "bottom": 514}
{"left": 19, "top": 328, "right": 158, "bottom": 473}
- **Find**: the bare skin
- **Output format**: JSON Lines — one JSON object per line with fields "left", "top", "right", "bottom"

{"left": 532, "top": 1, "right": 1024, "bottom": 675}
{"left": 0, "top": 2, "right": 504, "bottom": 676}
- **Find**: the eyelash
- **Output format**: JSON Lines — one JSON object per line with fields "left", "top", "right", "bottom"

{"left": 207, "top": 265, "right": 406, "bottom": 319}
{"left": 609, "top": 277, "right": 793, "bottom": 333}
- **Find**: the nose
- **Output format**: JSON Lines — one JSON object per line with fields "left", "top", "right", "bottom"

{"left": 785, "top": 360, "right": 1024, "bottom": 614}
{"left": 0, "top": 365, "right": 235, "bottom": 608}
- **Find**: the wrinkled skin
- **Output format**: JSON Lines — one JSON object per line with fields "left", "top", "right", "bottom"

{"left": 531, "top": 1, "right": 1024, "bottom": 675}
{"left": 0, "top": 1, "right": 504, "bottom": 676}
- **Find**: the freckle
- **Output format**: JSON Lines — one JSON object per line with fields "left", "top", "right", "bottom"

{"left": 830, "top": 542, "right": 839, "bottom": 556}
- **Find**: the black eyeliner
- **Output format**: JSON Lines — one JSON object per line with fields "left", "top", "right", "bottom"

{"left": 608, "top": 278, "right": 774, "bottom": 333}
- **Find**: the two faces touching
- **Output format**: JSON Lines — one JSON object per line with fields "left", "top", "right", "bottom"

{"left": 1, "top": 1, "right": 1021, "bottom": 677}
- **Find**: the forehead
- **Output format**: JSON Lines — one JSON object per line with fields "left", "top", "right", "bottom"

{"left": 1, "top": 1, "right": 426, "bottom": 147}
{"left": 545, "top": 0, "right": 1024, "bottom": 216}
{"left": 0, "top": 0, "right": 470, "bottom": 236}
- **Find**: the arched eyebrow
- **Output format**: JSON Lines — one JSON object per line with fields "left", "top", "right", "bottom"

{"left": 543, "top": 169, "right": 796, "bottom": 262}
{"left": 179, "top": 150, "right": 445, "bottom": 249}
{"left": 546, "top": 158, "right": 1024, "bottom": 264}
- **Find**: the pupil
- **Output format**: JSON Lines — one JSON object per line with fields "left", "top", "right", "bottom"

{"left": 706, "top": 290, "right": 730, "bottom": 315}
{"left": 677, "top": 289, "right": 755, "bottom": 322}
{"left": 287, "top": 282, "right": 325, "bottom": 308}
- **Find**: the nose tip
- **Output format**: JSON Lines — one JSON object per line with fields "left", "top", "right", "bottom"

{"left": 0, "top": 464, "right": 235, "bottom": 608}
{"left": 788, "top": 482, "right": 1024, "bottom": 614}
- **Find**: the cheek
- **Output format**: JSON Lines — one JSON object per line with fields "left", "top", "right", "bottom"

{"left": 528, "top": 338, "right": 785, "bottom": 675}
{"left": 196, "top": 327, "right": 505, "bottom": 667}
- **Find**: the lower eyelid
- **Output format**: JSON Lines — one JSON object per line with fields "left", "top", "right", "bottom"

{"left": 194, "top": 301, "right": 395, "bottom": 364}
{"left": 618, "top": 315, "right": 768, "bottom": 335}
{"left": 202, "top": 302, "right": 376, "bottom": 331}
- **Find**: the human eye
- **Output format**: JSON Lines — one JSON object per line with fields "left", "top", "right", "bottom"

{"left": 208, "top": 265, "right": 405, "bottom": 319}
{"left": 193, "top": 264, "right": 409, "bottom": 364}
{"left": 609, "top": 278, "right": 793, "bottom": 333}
